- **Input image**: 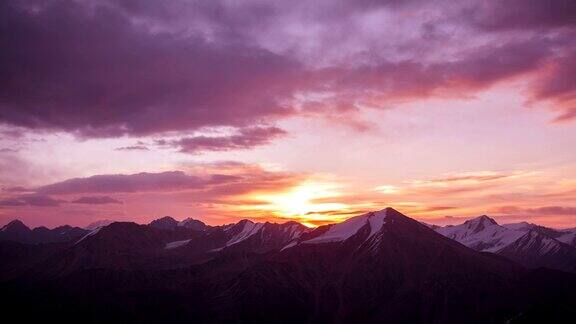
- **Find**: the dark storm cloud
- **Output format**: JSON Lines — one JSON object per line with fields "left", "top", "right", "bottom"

{"left": 0, "top": 0, "right": 575, "bottom": 138}
{"left": 467, "top": 0, "right": 576, "bottom": 31}
{"left": 326, "top": 39, "right": 554, "bottom": 103}
{"left": 0, "top": 1, "right": 301, "bottom": 137}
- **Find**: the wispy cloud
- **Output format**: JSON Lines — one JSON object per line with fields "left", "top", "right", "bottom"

{"left": 114, "top": 145, "right": 149, "bottom": 151}
{"left": 160, "top": 127, "right": 287, "bottom": 154}
{"left": 72, "top": 196, "right": 123, "bottom": 205}
{"left": 0, "top": 194, "right": 64, "bottom": 207}
{"left": 494, "top": 205, "right": 576, "bottom": 216}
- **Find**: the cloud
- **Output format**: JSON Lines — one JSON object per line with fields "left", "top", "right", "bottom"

{"left": 36, "top": 171, "right": 210, "bottom": 194}
{"left": 1, "top": 186, "right": 31, "bottom": 193}
{"left": 0, "top": 0, "right": 574, "bottom": 142}
{"left": 34, "top": 162, "right": 304, "bottom": 197}
{"left": 0, "top": 194, "right": 63, "bottom": 207}
{"left": 0, "top": 1, "right": 301, "bottom": 137}
{"left": 406, "top": 171, "right": 534, "bottom": 187}
{"left": 419, "top": 206, "right": 457, "bottom": 212}
{"left": 532, "top": 50, "right": 576, "bottom": 122}
{"left": 0, "top": 148, "right": 19, "bottom": 153}
{"left": 467, "top": 0, "right": 576, "bottom": 31}
{"left": 114, "top": 145, "right": 149, "bottom": 151}
{"left": 164, "top": 126, "right": 287, "bottom": 154}
{"left": 495, "top": 205, "right": 576, "bottom": 216}
{"left": 72, "top": 196, "right": 123, "bottom": 205}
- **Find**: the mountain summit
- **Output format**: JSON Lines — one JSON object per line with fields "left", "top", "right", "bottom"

{"left": 436, "top": 215, "right": 576, "bottom": 272}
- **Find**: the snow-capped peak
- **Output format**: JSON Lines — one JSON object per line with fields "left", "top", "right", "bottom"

{"left": 437, "top": 215, "right": 524, "bottom": 252}
{"left": 463, "top": 215, "right": 498, "bottom": 231}
{"left": 225, "top": 220, "right": 264, "bottom": 246}
{"left": 302, "top": 209, "right": 388, "bottom": 244}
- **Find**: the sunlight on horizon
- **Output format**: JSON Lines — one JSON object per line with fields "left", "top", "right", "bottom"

{"left": 249, "top": 181, "right": 355, "bottom": 227}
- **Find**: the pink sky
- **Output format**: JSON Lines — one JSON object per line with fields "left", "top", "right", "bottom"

{"left": 1, "top": 0, "right": 575, "bottom": 229}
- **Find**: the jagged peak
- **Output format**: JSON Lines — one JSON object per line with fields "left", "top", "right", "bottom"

{"left": 1, "top": 219, "right": 30, "bottom": 231}
{"left": 178, "top": 217, "right": 207, "bottom": 231}
{"left": 465, "top": 215, "right": 498, "bottom": 226}
{"left": 227, "top": 219, "right": 255, "bottom": 231}
{"left": 298, "top": 209, "right": 389, "bottom": 245}
{"left": 152, "top": 216, "right": 177, "bottom": 222}
{"left": 179, "top": 217, "right": 205, "bottom": 224}
{"left": 149, "top": 216, "right": 179, "bottom": 229}
{"left": 101, "top": 221, "right": 142, "bottom": 231}
{"left": 282, "top": 220, "right": 303, "bottom": 226}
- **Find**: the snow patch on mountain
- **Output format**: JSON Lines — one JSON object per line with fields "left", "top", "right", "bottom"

{"left": 280, "top": 241, "right": 298, "bottom": 251}
{"left": 226, "top": 221, "right": 264, "bottom": 246}
{"left": 283, "top": 222, "right": 307, "bottom": 240}
{"left": 165, "top": 239, "right": 191, "bottom": 249}
{"left": 303, "top": 210, "right": 387, "bottom": 244}
{"left": 508, "top": 231, "right": 561, "bottom": 254}
{"left": 557, "top": 230, "right": 576, "bottom": 247}
{"left": 537, "top": 234, "right": 562, "bottom": 254}
{"left": 437, "top": 216, "right": 525, "bottom": 252}
{"left": 85, "top": 220, "right": 114, "bottom": 231}
{"left": 75, "top": 227, "right": 101, "bottom": 245}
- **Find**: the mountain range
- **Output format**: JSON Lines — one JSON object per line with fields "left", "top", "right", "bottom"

{"left": 2, "top": 208, "right": 576, "bottom": 323}
{"left": 435, "top": 215, "right": 576, "bottom": 273}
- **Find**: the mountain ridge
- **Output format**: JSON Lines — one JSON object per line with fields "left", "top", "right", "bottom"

{"left": 436, "top": 215, "right": 576, "bottom": 272}
{"left": 2, "top": 207, "right": 576, "bottom": 322}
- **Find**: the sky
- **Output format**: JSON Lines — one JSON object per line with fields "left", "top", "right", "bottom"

{"left": 1, "top": 0, "right": 576, "bottom": 229}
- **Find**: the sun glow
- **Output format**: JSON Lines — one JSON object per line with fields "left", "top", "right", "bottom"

{"left": 253, "top": 181, "right": 352, "bottom": 227}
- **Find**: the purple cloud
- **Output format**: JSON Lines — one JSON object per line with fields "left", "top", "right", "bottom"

{"left": 164, "top": 126, "right": 287, "bottom": 154}
{"left": 36, "top": 171, "right": 208, "bottom": 194}
{"left": 467, "top": 0, "right": 576, "bottom": 31}
{"left": 532, "top": 50, "right": 576, "bottom": 122}
{"left": 114, "top": 145, "right": 150, "bottom": 151}
{"left": 0, "top": 0, "right": 575, "bottom": 139}
{"left": 72, "top": 196, "right": 123, "bottom": 205}
{"left": 0, "top": 1, "right": 301, "bottom": 137}
{"left": 0, "top": 148, "right": 19, "bottom": 153}
{"left": 1, "top": 186, "right": 31, "bottom": 193}
{"left": 27, "top": 163, "right": 304, "bottom": 204}
{"left": 496, "top": 205, "right": 576, "bottom": 216}
{"left": 0, "top": 194, "right": 64, "bottom": 207}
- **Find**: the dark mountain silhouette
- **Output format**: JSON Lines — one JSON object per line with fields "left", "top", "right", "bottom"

{"left": 178, "top": 217, "right": 208, "bottom": 231}
{"left": 1, "top": 208, "right": 576, "bottom": 323}
{"left": 149, "top": 216, "right": 179, "bottom": 230}
{"left": 0, "top": 220, "right": 88, "bottom": 244}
